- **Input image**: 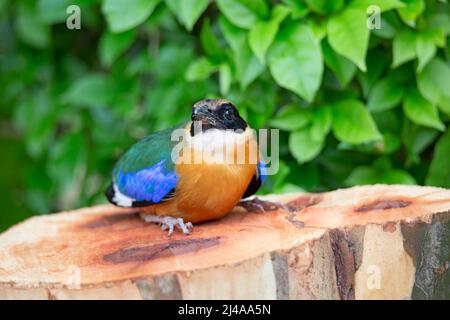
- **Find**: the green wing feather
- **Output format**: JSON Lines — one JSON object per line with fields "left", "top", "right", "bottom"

{"left": 114, "top": 126, "right": 181, "bottom": 175}
{"left": 107, "top": 125, "right": 184, "bottom": 206}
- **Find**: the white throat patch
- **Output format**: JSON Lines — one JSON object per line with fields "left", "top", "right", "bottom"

{"left": 182, "top": 127, "right": 257, "bottom": 165}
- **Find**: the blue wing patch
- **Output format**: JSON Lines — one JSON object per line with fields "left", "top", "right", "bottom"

{"left": 114, "top": 160, "right": 177, "bottom": 205}
{"left": 242, "top": 160, "right": 265, "bottom": 199}
{"left": 257, "top": 160, "right": 266, "bottom": 183}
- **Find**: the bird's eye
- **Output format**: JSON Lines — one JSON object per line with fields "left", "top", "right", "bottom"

{"left": 223, "top": 108, "right": 233, "bottom": 120}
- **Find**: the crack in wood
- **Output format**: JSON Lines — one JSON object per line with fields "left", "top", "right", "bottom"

{"left": 270, "top": 252, "right": 289, "bottom": 300}
{"left": 330, "top": 229, "right": 355, "bottom": 300}
{"left": 285, "top": 194, "right": 322, "bottom": 212}
{"left": 285, "top": 214, "right": 305, "bottom": 229}
{"left": 355, "top": 199, "right": 411, "bottom": 213}
{"left": 407, "top": 213, "right": 450, "bottom": 299}
{"left": 103, "top": 237, "right": 221, "bottom": 264}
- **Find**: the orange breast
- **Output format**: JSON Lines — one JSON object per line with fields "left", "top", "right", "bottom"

{"left": 141, "top": 132, "right": 258, "bottom": 223}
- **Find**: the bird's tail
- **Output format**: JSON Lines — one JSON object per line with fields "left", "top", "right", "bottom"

{"left": 104, "top": 183, "right": 118, "bottom": 205}
{"left": 104, "top": 182, "right": 154, "bottom": 208}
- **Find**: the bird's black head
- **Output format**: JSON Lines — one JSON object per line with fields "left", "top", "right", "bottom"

{"left": 190, "top": 99, "right": 247, "bottom": 136}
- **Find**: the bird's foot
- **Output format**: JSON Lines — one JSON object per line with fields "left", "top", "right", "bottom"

{"left": 238, "top": 197, "right": 291, "bottom": 213}
{"left": 140, "top": 214, "right": 193, "bottom": 236}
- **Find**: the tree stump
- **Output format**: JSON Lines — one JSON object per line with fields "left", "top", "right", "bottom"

{"left": 1, "top": 185, "right": 449, "bottom": 300}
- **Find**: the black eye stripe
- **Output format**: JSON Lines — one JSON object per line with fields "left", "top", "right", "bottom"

{"left": 190, "top": 101, "right": 247, "bottom": 135}
{"left": 219, "top": 103, "right": 236, "bottom": 115}
{"left": 222, "top": 103, "right": 234, "bottom": 109}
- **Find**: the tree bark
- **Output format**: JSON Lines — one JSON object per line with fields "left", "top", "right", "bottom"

{"left": 1, "top": 184, "right": 450, "bottom": 300}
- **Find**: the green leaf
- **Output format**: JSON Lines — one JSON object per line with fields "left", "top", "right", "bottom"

{"left": 219, "top": 17, "right": 264, "bottom": 89}
{"left": 48, "top": 131, "right": 86, "bottom": 190}
{"left": 416, "top": 32, "right": 436, "bottom": 73}
{"left": 200, "top": 19, "right": 224, "bottom": 61}
{"left": 368, "top": 76, "right": 403, "bottom": 112}
{"left": 266, "top": 160, "right": 290, "bottom": 192}
{"left": 428, "top": 13, "right": 450, "bottom": 35}
{"left": 402, "top": 123, "right": 438, "bottom": 165}
{"left": 338, "top": 132, "right": 400, "bottom": 155}
{"left": 185, "top": 57, "right": 218, "bottom": 81}
{"left": 417, "top": 58, "right": 450, "bottom": 114}
{"left": 403, "top": 88, "right": 444, "bottom": 131}
{"left": 392, "top": 29, "right": 417, "bottom": 68}
{"left": 322, "top": 40, "right": 356, "bottom": 86}
{"left": 345, "top": 166, "right": 375, "bottom": 185}
{"left": 332, "top": 99, "right": 382, "bottom": 144}
{"left": 346, "top": 166, "right": 416, "bottom": 185}
{"left": 310, "top": 106, "right": 332, "bottom": 141}
{"left": 268, "top": 23, "right": 323, "bottom": 102}
{"left": 426, "top": 129, "right": 450, "bottom": 188}
{"left": 348, "top": 0, "right": 405, "bottom": 12}
{"left": 381, "top": 132, "right": 401, "bottom": 154}
{"left": 249, "top": 23, "right": 277, "bottom": 64}
{"left": 439, "top": 98, "right": 450, "bottom": 116}
{"left": 38, "top": 0, "right": 74, "bottom": 24}
{"left": 219, "top": 16, "right": 244, "bottom": 52}
{"left": 271, "top": 5, "right": 292, "bottom": 23}
{"left": 310, "top": 19, "right": 329, "bottom": 42}
{"left": 165, "top": 0, "right": 209, "bottom": 31}
{"left": 327, "top": 8, "right": 369, "bottom": 71}
{"left": 102, "top": 0, "right": 161, "bottom": 32}
{"left": 409, "top": 129, "right": 438, "bottom": 155}
{"left": 240, "top": 0, "right": 269, "bottom": 18}
{"left": 428, "top": 28, "right": 446, "bottom": 48}
{"left": 126, "top": 53, "right": 152, "bottom": 76}
{"left": 304, "top": 0, "right": 344, "bottom": 15}
{"left": 281, "top": 0, "right": 309, "bottom": 19}
{"left": 15, "top": 92, "right": 57, "bottom": 157}
{"left": 216, "top": 0, "right": 268, "bottom": 29}
{"left": 16, "top": 2, "right": 50, "bottom": 49}
{"left": 219, "top": 63, "right": 232, "bottom": 95}
{"left": 289, "top": 127, "right": 324, "bottom": 163}
{"left": 269, "top": 105, "right": 312, "bottom": 131}
{"left": 372, "top": 15, "right": 397, "bottom": 39}
{"left": 248, "top": 5, "right": 291, "bottom": 63}
{"left": 397, "top": 0, "right": 424, "bottom": 27}
{"left": 63, "top": 74, "right": 115, "bottom": 108}
{"left": 358, "top": 49, "right": 390, "bottom": 97}
{"left": 99, "top": 30, "right": 136, "bottom": 67}
{"left": 235, "top": 49, "right": 265, "bottom": 90}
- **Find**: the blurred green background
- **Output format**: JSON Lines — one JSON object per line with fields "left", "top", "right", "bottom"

{"left": 0, "top": 0, "right": 449, "bottom": 232}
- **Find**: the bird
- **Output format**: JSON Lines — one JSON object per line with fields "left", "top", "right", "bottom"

{"left": 105, "top": 99, "right": 272, "bottom": 236}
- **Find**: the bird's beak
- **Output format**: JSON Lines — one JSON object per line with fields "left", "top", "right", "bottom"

{"left": 191, "top": 106, "right": 218, "bottom": 127}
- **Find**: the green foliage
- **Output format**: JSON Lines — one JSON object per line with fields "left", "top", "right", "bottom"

{"left": 102, "top": 0, "right": 161, "bottom": 32}
{"left": 332, "top": 100, "right": 382, "bottom": 144}
{"left": 0, "top": 0, "right": 449, "bottom": 232}
{"left": 327, "top": 7, "right": 370, "bottom": 71}
{"left": 426, "top": 129, "right": 450, "bottom": 187}
{"left": 268, "top": 22, "right": 323, "bottom": 102}
{"left": 403, "top": 87, "right": 445, "bottom": 130}
{"left": 166, "top": 0, "right": 210, "bottom": 31}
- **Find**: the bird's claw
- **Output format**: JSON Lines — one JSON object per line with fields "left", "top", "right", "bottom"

{"left": 140, "top": 214, "right": 194, "bottom": 236}
{"left": 239, "top": 197, "right": 291, "bottom": 213}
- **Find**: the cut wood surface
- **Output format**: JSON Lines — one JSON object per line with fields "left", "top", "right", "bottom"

{"left": 1, "top": 184, "right": 450, "bottom": 300}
